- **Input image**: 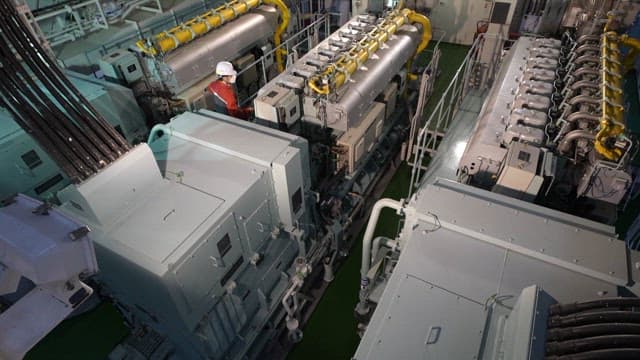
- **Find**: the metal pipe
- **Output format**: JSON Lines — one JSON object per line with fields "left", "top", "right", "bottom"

{"left": 357, "top": 198, "right": 404, "bottom": 314}
{"left": 565, "top": 112, "right": 601, "bottom": 125}
{"left": 557, "top": 130, "right": 595, "bottom": 155}
{"left": 371, "top": 236, "right": 398, "bottom": 266}
{"left": 361, "top": 199, "right": 404, "bottom": 280}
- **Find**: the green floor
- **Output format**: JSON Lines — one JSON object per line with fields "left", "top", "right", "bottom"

{"left": 26, "top": 302, "right": 128, "bottom": 360}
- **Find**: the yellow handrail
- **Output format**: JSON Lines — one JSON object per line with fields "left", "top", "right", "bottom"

{"left": 595, "top": 32, "right": 625, "bottom": 161}
{"left": 308, "top": 9, "right": 431, "bottom": 95}
{"left": 135, "top": 0, "right": 289, "bottom": 71}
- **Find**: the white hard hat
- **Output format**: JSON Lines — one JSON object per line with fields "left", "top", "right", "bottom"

{"left": 216, "top": 61, "right": 237, "bottom": 76}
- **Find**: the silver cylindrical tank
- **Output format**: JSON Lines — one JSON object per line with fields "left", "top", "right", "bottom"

{"left": 323, "top": 25, "right": 421, "bottom": 131}
{"left": 158, "top": 6, "right": 278, "bottom": 94}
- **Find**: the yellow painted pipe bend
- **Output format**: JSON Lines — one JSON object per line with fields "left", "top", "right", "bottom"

{"left": 136, "top": 0, "right": 289, "bottom": 73}
{"left": 308, "top": 9, "right": 432, "bottom": 95}
{"left": 595, "top": 32, "right": 626, "bottom": 161}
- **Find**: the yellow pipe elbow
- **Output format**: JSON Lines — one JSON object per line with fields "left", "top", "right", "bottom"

{"left": 406, "top": 11, "right": 432, "bottom": 57}
{"left": 264, "top": 0, "right": 290, "bottom": 72}
{"left": 308, "top": 78, "right": 330, "bottom": 95}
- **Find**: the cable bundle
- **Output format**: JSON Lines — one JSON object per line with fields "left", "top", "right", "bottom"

{"left": 0, "top": 0, "right": 130, "bottom": 183}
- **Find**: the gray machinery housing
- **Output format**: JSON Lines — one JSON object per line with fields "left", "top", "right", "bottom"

{"left": 54, "top": 110, "right": 314, "bottom": 359}
{"left": 355, "top": 179, "right": 640, "bottom": 359}
{"left": 0, "top": 71, "right": 146, "bottom": 202}
{"left": 458, "top": 35, "right": 633, "bottom": 223}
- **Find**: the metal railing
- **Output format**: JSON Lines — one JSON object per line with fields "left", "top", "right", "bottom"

{"left": 236, "top": 13, "right": 335, "bottom": 106}
{"left": 56, "top": 0, "right": 329, "bottom": 70}
{"left": 405, "top": 28, "right": 446, "bottom": 162}
{"left": 407, "top": 34, "right": 487, "bottom": 196}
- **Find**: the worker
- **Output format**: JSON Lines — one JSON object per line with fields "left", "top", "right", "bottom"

{"left": 207, "top": 61, "right": 253, "bottom": 120}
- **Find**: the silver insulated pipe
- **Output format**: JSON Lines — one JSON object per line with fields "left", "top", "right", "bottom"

{"left": 322, "top": 25, "right": 421, "bottom": 131}
{"left": 157, "top": 6, "right": 279, "bottom": 94}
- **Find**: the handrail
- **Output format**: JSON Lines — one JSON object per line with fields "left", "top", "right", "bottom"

{"left": 408, "top": 34, "right": 485, "bottom": 196}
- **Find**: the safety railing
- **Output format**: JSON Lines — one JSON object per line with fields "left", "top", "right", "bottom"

{"left": 405, "top": 28, "right": 445, "bottom": 162}
{"left": 236, "top": 13, "right": 335, "bottom": 106}
{"left": 407, "top": 33, "right": 487, "bottom": 196}
{"left": 32, "top": 0, "right": 108, "bottom": 47}
{"left": 57, "top": 0, "right": 331, "bottom": 75}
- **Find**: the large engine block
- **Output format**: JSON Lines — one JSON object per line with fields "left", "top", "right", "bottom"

{"left": 459, "top": 31, "right": 635, "bottom": 222}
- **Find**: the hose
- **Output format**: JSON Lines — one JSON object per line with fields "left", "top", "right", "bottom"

{"left": 546, "top": 335, "right": 640, "bottom": 356}
{"left": 548, "top": 323, "right": 640, "bottom": 342}
{"left": 0, "top": 0, "right": 130, "bottom": 182}
{"left": 548, "top": 311, "right": 640, "bottom": 328}
{"left": 550, "top": 298, "right": 640, "bottom": 316}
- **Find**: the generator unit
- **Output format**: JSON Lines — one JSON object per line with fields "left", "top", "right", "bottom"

{"left": 54, "top": 110, "right": 315, "bottom": 359}
{"left": 458, "top": 32, "right": 635, "bottom": 223}
{"left": 254, "top": 8, "right": 431, "bottom": 175}
{"left": 100, "top": 0, "right": 289, "bottom": 121}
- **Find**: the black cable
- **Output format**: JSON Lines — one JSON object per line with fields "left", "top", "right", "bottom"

{"left": 550, "top": 298, "right": 640, "bottom": 316}
{"left": 545, "top": 348, "right": 640, "bottom": 360}
{"left": 0, "top": 71, "right": 86, "bottom": 181}
{"left": 0, "top": 0, "right": 128, "bottom": 155}
{"left": 548, "top": 323, "right": 640, "bottom": 342}
{"left": 0, "top": 29, "right": 104, "bottom": 172}
{"left": 546, "top": 335, "right": 640, "bottom": 356}
{"left": 0, "top": 10, "right": 117, "bottom": 165}
{"left": 0, "top": 0, "right": 133, "bottom": 181}
{"left": 549, "top": 311, "right": 640, "bottom": 329}
{"left": 4, "top": 2, "right": 132, "bottom": 153}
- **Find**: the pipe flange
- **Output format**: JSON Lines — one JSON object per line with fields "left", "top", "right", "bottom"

{"left": 209, "top": 9, "right": 225, "bottom": 25}
{"left": 163, "top": 31, "right": 180, "bottom": 49}
{"left": 237, "top": 0, "right": 251, "bottom": 11}
{"left": 225, "top": 3, "right": 238, "bottom": 18}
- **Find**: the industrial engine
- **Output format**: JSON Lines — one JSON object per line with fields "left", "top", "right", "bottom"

{"left": 458, "top": 19, "right": 636, "bottom": 223}
{"left": 255, "top": 8, "right": 431, "bottom": 177}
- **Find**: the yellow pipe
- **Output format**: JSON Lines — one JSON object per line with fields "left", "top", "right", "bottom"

{"left": 308, "top": 9, "right": 431, "bottom": 95}
{"left": 136, "top": 0, "right": 289, "bottom": 61}
{"left": 595, "top": 32, "right": 625, "bottom": 161}
{"left": 263, "top": 0, "right": 290, "bottom": 72}
{"left": 406, "top": 12, "right": 431, "bottom": 57}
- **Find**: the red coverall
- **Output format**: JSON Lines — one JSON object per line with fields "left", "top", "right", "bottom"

{"left": 207, "top": 79, "right": 252, "bottom": 120}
